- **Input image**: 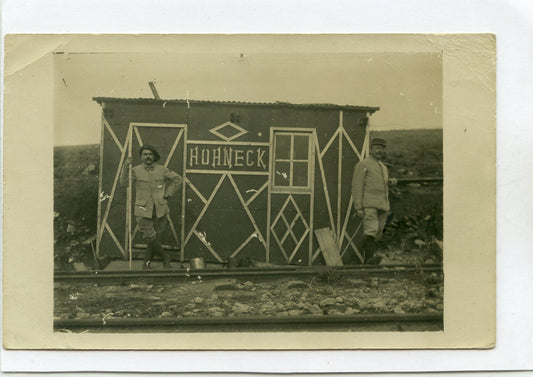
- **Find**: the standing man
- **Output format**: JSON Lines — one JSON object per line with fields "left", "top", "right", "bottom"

{"left": 351, "top": 137, "right": 391, "bottom": 265}
{"left": 121, "top": 145, "right": 183, "bottom": 269}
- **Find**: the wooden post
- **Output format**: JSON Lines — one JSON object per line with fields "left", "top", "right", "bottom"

{"left": 308, "top": 132, "right": 316, "bottom": 266}
{"left": 181, "top": 125, "right": 188, "bottom": 262}
{"left": 337, "top": 110, "right": 343, "bottom": 242}
{"left": 96, "top": 110, "right": 105, "bottom": 260}
{"left": 127, "top": 126, "right": 133, "bottom": 271}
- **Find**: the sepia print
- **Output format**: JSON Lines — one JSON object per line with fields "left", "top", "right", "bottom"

{"left": 3, "top": 34, "right": 495, "bottom": 349}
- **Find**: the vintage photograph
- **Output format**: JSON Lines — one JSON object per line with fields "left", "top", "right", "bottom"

{"left": 52, "top": 36, "right": 444, "bottom": 333}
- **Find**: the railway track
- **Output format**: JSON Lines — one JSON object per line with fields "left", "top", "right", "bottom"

{"left": 54, "top": 263, "right": 443, "bottom": 283}
{"left": 54, "top": 312, "right": 443, "bottom": 333}
{"left": 54, "top": 263, "right": 443, "bottom": 332}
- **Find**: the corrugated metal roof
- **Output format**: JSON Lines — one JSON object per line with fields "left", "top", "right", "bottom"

{"left": 92, "top": 97, "right": 380, "bottom": 113}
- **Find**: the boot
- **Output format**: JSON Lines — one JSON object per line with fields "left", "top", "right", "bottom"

{"left": 363, "top": 236, "right": 382, "bottom": 265}
{"left": 152, "top": 239, "right": 172, "bottom": 269}
{"left": 143, "top": 242, "right": 155, "bottom": 270}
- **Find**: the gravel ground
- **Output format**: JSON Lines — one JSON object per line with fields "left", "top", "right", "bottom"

{"left": 54, "top": 272, "right": 443, "bottom": 321}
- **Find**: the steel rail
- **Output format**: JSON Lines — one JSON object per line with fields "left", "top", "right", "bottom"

{"left": 54, "top": 312, "right": 443, "bottom": 332}
{"left": 54, "top": 264, "right": 443, "bottom": 283}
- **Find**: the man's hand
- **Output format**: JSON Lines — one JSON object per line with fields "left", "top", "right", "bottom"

{"left": 389, "top": 178, "right": 398, "bottom": 186}
{"left": 124, "top": 157, "right": 133, "bottom": 167}
{"left": 356, "top": 209, "right": 364, "bottom": 218}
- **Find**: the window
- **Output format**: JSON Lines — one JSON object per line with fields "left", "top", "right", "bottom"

{"left": 273, "top": 131, "right": 312, "bottom": 189}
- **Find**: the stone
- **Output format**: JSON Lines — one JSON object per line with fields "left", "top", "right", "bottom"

{"left": 307, "top": 304, "right": 323, "bottom": 315}
{"left": 243, "top": 281, "right": 255, "bottom": 289}
{"left": 328, "top": 309, "right": 344, "bottom": 316}
{"left": 393, "top": 306, "right": 406, "bottom": 314}
{"left": 348, "top": 279, "right": 369, "bottom": 288}
{"left": 344, "top": 308, "right": 360, "bottom": 315}
{"left": 335, "top": 296, "right": 344, "bottom": 303}
{"left": 76, "top": 312, "right": 90, "bottom": 319}
{"left": 236, "top": 284, "right": 245, "bottom": 290}
{"left": 275, "top": 303, "right": 286, "bottom": 311}
{"left": 193, "top": 297, "right": 204, "bottom": 304}
{"left": 232, "top": 303, "right": 252, "bottom": 314}
{"left": 213, "top": 281, "right": 237, "bottom": 291}
{"left": 161, "top": 311, "right": 172, "bottom": 318}
{"left": 288, "top": 309, "right": 303, "bottom": 316}
{"left": 283, "top": 280, "right": 308, "bottom": 290}
{"left": 319, "top": 298, "right": 337, "bottom": 307}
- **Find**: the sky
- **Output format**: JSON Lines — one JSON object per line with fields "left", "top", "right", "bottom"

{"left": 54, "top": 51, "right": 442, "bottom": 145}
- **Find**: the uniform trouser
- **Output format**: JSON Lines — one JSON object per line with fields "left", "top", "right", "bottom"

{"left": 136, "top": 213, "right": 170, "bottom": 263}
{"left": 362, "top": 208, "right": 388, "bottom": 240}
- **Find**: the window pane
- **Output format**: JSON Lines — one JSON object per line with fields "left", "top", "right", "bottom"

{"left": 293, "top": 134, "right": 309, "bottom": 160}
{"left": 274, "top": 161, "right": 290, "bottom": 186}
{"left": 275, "top": 134, "right": 291, "bottom": 160}
{"left": 293, "top": 162, "right": 308, "bottom": 187}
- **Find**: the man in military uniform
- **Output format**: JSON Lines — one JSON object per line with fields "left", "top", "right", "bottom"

{"left": 351, "top": 137, "right": 391, "bottom": 265}
{"left": 121, "top": 145, "right": 183, "bottom": 269}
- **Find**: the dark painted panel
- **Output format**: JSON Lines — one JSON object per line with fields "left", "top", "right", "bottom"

{"left": 98, "top": 100, "right": 371, "bottom": 265}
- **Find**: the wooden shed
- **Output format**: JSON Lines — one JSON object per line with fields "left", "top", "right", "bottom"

{"left": 93, "top": 97, "right": 379, "bottom": 266}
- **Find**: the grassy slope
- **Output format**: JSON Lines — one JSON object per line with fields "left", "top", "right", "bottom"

{"left": 373, "top": 129, "right": 443, "bottom": 177}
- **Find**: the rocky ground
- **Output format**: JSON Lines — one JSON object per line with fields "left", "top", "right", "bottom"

{"left": 54, "top": 272, "right": 443, "bottom": 321}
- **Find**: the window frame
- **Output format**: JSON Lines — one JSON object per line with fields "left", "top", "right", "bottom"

{"left": 271, "top": 129, "right": 313, "bottom": 192}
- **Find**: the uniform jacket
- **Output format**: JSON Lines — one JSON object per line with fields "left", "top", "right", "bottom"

{"left": 351, "top": 155, "right": 390, "bottom": 211}
{"left": 121, "top": 163, "right": 183, "bottom": 218}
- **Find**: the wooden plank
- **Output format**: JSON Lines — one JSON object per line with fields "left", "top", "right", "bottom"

{"left": 270, "top": 127, "right": 316, "bottom": 132}
{"left": 186, "top": 170, "right": 269, "bottom": 176}
{"left": 133, "top": 126, "right": 143, "bottom": 147}
{"left": 289, "top": 195, "right": 309, "bottom": 228}
{"left": 96, "top": 112, "right": 105, "bottom": 259}
{"left": 228, "top": 175, "right": 266, "bottom": 246}
{"left": 184, "top": 174, "right": 226, "bottom": 244}
{"left": 266, "top": 127, "right": 274, "bottom": 263}
{"left": 166, "top": 213, "right": 181, "bottom": 247}
{"left": 164, "top": 128, "right": 183, "bottom": 167}
{"left": 314, "top": 227, "right": 343, "bottom": 266}
{"left": 185, "top": 178, "right": 207, "bottom": 204}
{"left": 308, "top": 135, "right": 316, "bottom": 266}
{"left": 127, "top": 127, "right": 133, "bottom": 270}
{"left": 289, "top": 134, "right": 294, "bottom": 186}
{"left": 312, "top": 247, "right": 321, "bottom": 262}
{"left": 270, "top": 223, "right": 289, "bottom": 262}
{"left": 97, "top": 136, "right": 129, "bottom": 247}
{"left": 245, "top": 180, "right": 268, "bottom": 206}
{"left": 194, "top": 230, "right": 224, "bottom": 262}
{"left": 340, "top": 196, "right": 354, "bottom": 252}
{"left": 343, "top": 232, "right": 364, "bottom": 264}
{"left": 341, "top": 221, "right": 364, "bottom": 264}
{"left": 104, "top": 118, "right": 125, "bottom": 153}
{"left": 105, "top": 223, "right": 126, "bottom": 257}
{"left": 181, "top": 125, "right": 188, "bottom": 262}
{"left": 280, "top": 213, "right": 299, "bottom": 245}
{"left": 313, "top": 131, "right": 336, "bottom": 234}
{"left": 289, "top": 228, "right": 309, "bottom": 263}
{"left": 270, "top": 195, "right": 293, "bottom": 231}
{"left": 230, "top": 231, "right": 258, "bottom": 258}
{"left": 341, "top": 127, "right": 362, "bottom": 160}
{"left": 319, "top": 128, "right": 341, "bottom": 159}
{"left": 187, "top": 140, "right": 270, "bottom": 146}
{"left": 130, "top": 122, "right": 187, "bottom": 128}
{"left": 336, "top": 110, "right": 343, "bottom": 242}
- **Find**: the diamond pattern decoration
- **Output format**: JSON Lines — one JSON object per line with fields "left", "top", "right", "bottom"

{"left": 271, "top": 195, "right": 310, "bottom": 263}
{"left": 209, "top": 121, "right": 248, "bottom": 141}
